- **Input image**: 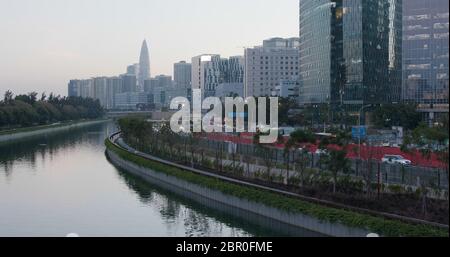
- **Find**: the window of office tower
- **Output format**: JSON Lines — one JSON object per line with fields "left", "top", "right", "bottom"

{"left": 403, "top": 0, "right": 449, "bottom": 105}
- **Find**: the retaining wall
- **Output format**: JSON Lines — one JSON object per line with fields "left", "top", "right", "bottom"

{"left": 106, "top": 149, "right": 372, "bottom": 237}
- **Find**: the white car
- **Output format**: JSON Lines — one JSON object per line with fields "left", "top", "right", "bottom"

{"left": 382, "top": 155, "right": 412, "bottom": 166}
{"left": 315, "top": 149, "right": 328, "bottom": 155}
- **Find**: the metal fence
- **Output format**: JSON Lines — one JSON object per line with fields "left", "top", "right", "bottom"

{"left": 197, "top": 138, "right": 449, "bottom": 189}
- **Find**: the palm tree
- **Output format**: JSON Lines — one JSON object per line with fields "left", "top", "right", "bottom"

{"left": 287, "top": 129, "right": 317, "bottom": 186}
{"left": 187, "top": 134, "right": 198, "bottom": 167}
{"left": 294, "top": 148, "right": 310, "bottom": 187}
{"left": 324, "top": 149, "right": 350, "bottom": 194}
{"left": 254, "top": 130, "right": 275, "bottom": 181}
{"left": 159, "top": 122, "right": 177, "bottom": 158}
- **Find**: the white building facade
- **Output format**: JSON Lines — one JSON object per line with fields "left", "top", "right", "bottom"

{"left": 244, "top": 37, "right": 300, "bottom": 97}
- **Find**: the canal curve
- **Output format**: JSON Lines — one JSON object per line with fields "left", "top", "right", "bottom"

{"left": 0, "top": 121, "right": 320, "bottom": 237}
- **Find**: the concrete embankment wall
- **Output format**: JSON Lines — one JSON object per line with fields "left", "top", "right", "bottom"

{"left": 106, "top": 149, "right": 371, "bottom": 237}
{"left": 0, "top": 120, "right": 109, "bottom": 143}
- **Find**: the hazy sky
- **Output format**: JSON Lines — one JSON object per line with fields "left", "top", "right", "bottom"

{"left": 0, "top": 0, "right": 299, "bottom": 96}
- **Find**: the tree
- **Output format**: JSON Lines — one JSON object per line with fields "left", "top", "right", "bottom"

{"left": 1, "top": 91, "right": 104, "bottom": 130}
{"left": 294, "top": 148, "right": 310, "bottom": 187}
{"left": 254, "top": 131, "right": 275, "bottom": 181}
{"left": 160, "top": 122, "right": 178, "bottom": 158}
{"left": 283, "top": 138, "right": 295, "bottom": 184}
{"left": 187, "top": 133, "right": 198, "bottom": 167}
{"left": 402, "top": 120, "right": 449, "bottom": 189}
{"left": 324, "top": 149, "right": 350, "bottom": 194}
{"left": 40, "top": 92, "right": 47, "bottom": 101}
{"left": 372, "top": 103, "right": 422, "bottom": 130}
{"left": 3, "top": 90, "right": 13, "bottom": 104}
{"left": 287, "top": 129, "right": 316, "bottom": 186}
{"left": 278, "top": 97, "right": 299, "bottom": 126}
{"left": 319, "top": 128, "right": 351, "bottom": 194}
{"left": 0, "top": 109, "right": 6, "bottom": 127}
{"left": 16, "top": 101, "right": 40, "bottom": 126}
{"left": 61, "top": 105, "right": 79, "bottom": 120}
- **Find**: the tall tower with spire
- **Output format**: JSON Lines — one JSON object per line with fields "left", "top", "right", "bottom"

{"left": 138, "top": 40, "right": 150, "bottom": 89}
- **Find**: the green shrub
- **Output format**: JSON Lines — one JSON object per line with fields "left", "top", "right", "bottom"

{"left": 388, "top": 185, "right": 405, "bottom": 194}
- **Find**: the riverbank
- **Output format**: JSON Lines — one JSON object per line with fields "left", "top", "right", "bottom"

{"left": 0, "top": 119, "right": 110, "bottom": 144}
{"left": 105, "top": 135, "right": 448, "bottom": 237}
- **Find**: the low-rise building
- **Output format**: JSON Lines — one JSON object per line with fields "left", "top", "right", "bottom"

{"left": 272, "top": 80, "right": 299, "bottom": 99}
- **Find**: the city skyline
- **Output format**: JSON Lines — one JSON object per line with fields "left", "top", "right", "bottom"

{"left": 0, "top": 0, "right": 299, "bottom": 96}
{"left": 0, "top": 0, "right": 448, "bottom": 240}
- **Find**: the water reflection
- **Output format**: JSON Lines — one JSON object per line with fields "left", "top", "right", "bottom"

{"left": 113, "top": 165, "right": 323, "bottom": 237}
{"left": 113, "top": 166, "right": 252, "bottom": 237}
{"left": 0, "top": 123, "right": 116, "bottom": 180}
{"left": 0, "top": 121, "right": 321, "bottom": 237}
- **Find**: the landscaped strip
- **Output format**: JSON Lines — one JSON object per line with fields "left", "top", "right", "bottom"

{"left": 105, "top": 139, "right": 449, "bottom": 237}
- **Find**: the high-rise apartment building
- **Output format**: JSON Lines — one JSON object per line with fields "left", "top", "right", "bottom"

{"left": 106, "top": 77, "right": 124, "bottom": 109}
{"left": 67, "top": 79, "right": 94, "bottom": 99}
{"left": 121, "top": 74, "right": 137, "bottom": 93}
{"left": 68, "top": 80, "right": 80, "bottom": 97}
{"left": 173, "top": 61, "right": 193, "bottom": 102}
{"left": 174, "top": 61, "right": 192, "bottom": 89}
{"left": 93, "top": 77, "right": 108, "bottom": 108}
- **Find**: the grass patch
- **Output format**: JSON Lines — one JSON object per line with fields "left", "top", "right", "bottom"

{"left": 105, "top": 139, "right": 448, "bottom": 237}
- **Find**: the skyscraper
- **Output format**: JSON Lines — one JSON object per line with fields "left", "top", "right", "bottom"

{"left": 138, "top": 40, "right": 151, "bottom": 89}
{"left": 402, "top": 0, "right": 449, "bottom": 121}
{"left": 298, "top": 0, "right": 402, "bottom": 108}
{"left": 389, "top": 0, "right": 403, "bottom": 103}
{"left": 191, "top": 54, "right": 220, "bottom": 99}
{"left": 192, "top": 55, "right": 244, "bottom": 99}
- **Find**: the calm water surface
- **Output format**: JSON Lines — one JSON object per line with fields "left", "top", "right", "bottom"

{"left": 0, "top": 122, "right": 319, "bottom": 237}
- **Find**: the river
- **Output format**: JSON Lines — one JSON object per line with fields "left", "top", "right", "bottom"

{"left": 0, "top": 121, "right": 320, "bottom": 237}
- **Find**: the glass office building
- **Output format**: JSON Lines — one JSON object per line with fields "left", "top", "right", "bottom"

{"left": 402, "top": 0, "right": 449, "bottom": 107}
{"left": 299, "top": 0, "right": 342, "bottom": 104}
{"left": 299, "top": 0, "right": 402, "bottom": 107}
{"left": 389, "top": 0, "right": 403, "bottom": 103}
